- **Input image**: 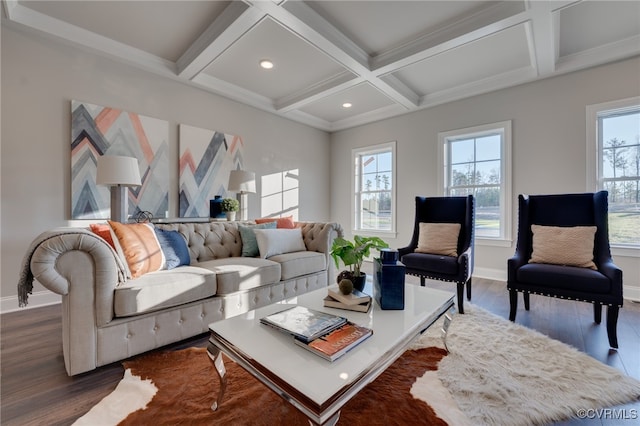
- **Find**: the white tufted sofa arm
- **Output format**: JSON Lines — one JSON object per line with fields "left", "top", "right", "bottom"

{"left": 29, "top": 229, "right": 125, "bottom": 374}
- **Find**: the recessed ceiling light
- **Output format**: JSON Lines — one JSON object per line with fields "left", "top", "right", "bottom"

{"left": 259, "top": 59, "right": 274, "bottom": 69}
{"left": 342, "top": 102, "right": 352, "bottom": 108}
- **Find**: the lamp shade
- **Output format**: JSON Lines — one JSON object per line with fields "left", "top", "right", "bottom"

{"left": 96, "top": 155, "right": 141, "bottom": 187}
{"left": 228, "top": 170, "right": 256, "bottom": 193}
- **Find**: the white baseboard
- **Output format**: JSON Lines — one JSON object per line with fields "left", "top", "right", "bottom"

{"left": 473, "top": 267, "right": 507, "bottom": 282}
{"left": 624, "top": 285, "right": 640, "bottom": 302}
{"left": 0, "top": 290, "right": 60, "bottom": 314}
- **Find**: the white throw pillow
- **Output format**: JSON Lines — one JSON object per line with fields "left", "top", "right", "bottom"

{"left": 253, "top": 228, "right": 306, "bottom": 259}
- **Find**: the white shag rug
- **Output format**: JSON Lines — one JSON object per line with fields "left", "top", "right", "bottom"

{"left": 411, "top": 304, "right": 640, "bottom": 426}
{"left": 75, "top": 304, "right": 640, "bottom": 426}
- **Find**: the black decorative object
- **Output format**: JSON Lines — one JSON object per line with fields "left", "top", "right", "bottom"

{"left": 373, "top": 258, "right": 405, "bottom": 310}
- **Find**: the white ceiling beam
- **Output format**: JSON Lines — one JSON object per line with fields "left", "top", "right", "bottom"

{"left": 191, "top": 72, "right": 276, "bottom": 111}
{"left": 275, "top": 72, "right": 362, "bottom": 112}
{"left": 328, "top": 104, "right": 409, "bottom": 133}
{"left": 525, "top": 1, "right": 558, "bottom": 77}
{"left": 177, "top": 2, "right": 266, "bottom": 80}
{"left": 2, "top": 0, "right": 19, "bottom": 20}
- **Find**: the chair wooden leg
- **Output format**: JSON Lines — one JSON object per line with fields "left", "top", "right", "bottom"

{"left": 456, "top": 282, "right": 465, "bottom": 314}
{"left": 593, "top": 303, "right": 602, "bottom": 324}
{"left": 509, "top": 289, "right": 518, "bottom": 321}
{"left": 420, "top": 276, "right": 425, "bottom": 287}
{"left": 523, "top": 292, "right": 530, "bottom": 311}
{"left": 606, "top": 306, "right": 619, "bottom": 349}
{"left": 466, "top": 278, "right": 472, "bottom": 301}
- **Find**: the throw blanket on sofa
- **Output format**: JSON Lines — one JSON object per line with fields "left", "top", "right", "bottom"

{"left": 18, "top": 228, "right": 127, "bottom": 307}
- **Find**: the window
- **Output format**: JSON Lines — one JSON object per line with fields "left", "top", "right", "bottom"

{"left": 438, "top": 121, "right": 512, "bottom": 244}
{"left": 587, "top": 97, "right": 640, "bottom": 249}
{"left": 352, "top": 142, "right": 396, "bottom": 234}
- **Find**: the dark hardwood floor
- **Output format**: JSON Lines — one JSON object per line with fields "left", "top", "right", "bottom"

{"left": 2, "top": 273, "right": 639, "bottom": 426}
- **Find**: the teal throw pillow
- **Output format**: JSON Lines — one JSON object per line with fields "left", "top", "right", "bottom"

{"left": 238, "top": 222, "right": 277, "bottom": 257}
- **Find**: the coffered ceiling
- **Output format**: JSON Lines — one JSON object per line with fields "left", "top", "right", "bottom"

{"left": 3, "top": 1, "right": 639, "bottom": 132}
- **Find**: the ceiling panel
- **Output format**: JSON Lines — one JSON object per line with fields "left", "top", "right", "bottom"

{"left": 21, "top": 0, "right": 229, "bottom": 62}
{"left": 298, "top": 82, "right": 395, "bottom": 123}
{"left": 557, "top": 1, "right": 640, "bottom": 58}
{"left": 305, "top": 1, "right": 499, "bottom": 56}
{"left": 390, "top": 24, "right": 532, "bottom": 96}
{"left": 202, "top": 17, "right": 350, "bottom": 102}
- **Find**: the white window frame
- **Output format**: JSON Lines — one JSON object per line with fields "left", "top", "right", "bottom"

{"left": 351, "top": 141, "right": 397, "bottom": 237}
{"left": 586, "top": 96, "right": 640, "bottom": 256}
{"left": 438, "top": 121, "right": 512, "bottom": 247}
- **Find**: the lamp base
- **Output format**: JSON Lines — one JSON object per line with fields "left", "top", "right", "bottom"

{"left": 110, "top": 185, "right": 129, "bottom": 223}
{"left": 238, "top": 193, "right": 248, "bottom": 221}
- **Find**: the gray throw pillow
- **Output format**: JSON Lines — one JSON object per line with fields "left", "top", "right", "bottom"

{"left": 238, "top": 222, "right": 277, "bottom": 257}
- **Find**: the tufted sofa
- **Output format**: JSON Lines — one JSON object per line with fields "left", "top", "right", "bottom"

{"left": 26, "top": 220, "right": 342, "bottom": 375}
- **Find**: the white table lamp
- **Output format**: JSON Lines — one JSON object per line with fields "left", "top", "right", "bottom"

{"left": 228, "top": 170, "right": 256, "bottom": 220}
{"left": 96, "top": 155, "right": 142, "bottom": 222}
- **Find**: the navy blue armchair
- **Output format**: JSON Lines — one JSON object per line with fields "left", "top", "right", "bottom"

{"left": 398, "top": 196, "right": 474, "bottom": 314}
{"left": 507, "top": 191, "right": 623, "bottom": 348}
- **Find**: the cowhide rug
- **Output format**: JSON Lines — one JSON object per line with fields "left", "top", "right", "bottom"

{"left": 75, "top": 305, "right": 640, "bottom": 426}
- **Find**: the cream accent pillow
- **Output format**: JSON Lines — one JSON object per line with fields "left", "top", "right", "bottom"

{"left": 529, "top": 225, "right": 597, "bottom": 270}
{"left": 254, "top": 228, "right": 307, "bottom": 259}
{"left": 415, "top": 223, "right": 461, "bottom": 257}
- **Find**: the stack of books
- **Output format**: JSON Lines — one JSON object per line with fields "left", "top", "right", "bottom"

{"left": 323, "top": 286, "right": 372, "bottom": 312}
{"left": 260, "top": 305, "right": 372, "bottom": 361}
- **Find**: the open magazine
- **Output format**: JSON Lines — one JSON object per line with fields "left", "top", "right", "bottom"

{"left": 260, "top": 306, "right": 347, "bottom": 343}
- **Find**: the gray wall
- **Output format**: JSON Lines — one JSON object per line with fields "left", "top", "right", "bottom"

{"left": 1, "top": 26, "right": 331, "bottom": 310}
{"left": 330, "top": 57, "right": 640, "bottom": 300}
{"left": 3, "top": 23, "right": 638, "bottom": 311}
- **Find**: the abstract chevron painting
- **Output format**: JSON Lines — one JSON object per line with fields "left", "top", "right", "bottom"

{"left": 179, "top": 124, "right": 245, "bottom": 217}
{"left": 71, "top": 101, "right": 169, "bottom": 220}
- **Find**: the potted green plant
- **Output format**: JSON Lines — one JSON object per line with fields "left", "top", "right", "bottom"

{"left": 221, "top": 197, "right": 239, "bottom": 221}
{"left": 330, "top": 235, "right": 389, "bottom": 291}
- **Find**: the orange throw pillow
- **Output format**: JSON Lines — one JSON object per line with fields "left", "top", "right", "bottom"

{"left": 255, "top": 215, "right": 296, "bottom": 229}
{"left": 89, "top": 223, "right": 116, "bottom": 250}
{"left": 108, "top": 221, "right": 164, "bottom": 278}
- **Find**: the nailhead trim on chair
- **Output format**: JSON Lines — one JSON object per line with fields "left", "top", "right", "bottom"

{"left": 507, "top": 288, "right": 622, "bottom": 307}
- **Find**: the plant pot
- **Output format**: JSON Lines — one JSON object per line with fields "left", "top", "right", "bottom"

{"left": 352, "top": 273, "right": 367, "bottom": 292}
{"left": 225, "top": 211, "right": 236, "bottom": 221}
{"left": 337, "top": 271, "right": 367, "bottom": 292}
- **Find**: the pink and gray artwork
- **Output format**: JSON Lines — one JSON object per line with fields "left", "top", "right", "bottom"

{"left": 179, "top": 124, "right": 245, "bottom": 218}
{"left": 71, "top": 101, "right": 169, "bottom": 220}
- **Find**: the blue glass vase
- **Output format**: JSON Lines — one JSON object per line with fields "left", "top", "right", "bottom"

{"left": 209, "top": 196, "right": 225, "bottom": 218}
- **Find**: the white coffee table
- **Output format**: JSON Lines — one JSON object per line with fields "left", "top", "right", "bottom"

{"left": 207, "top": 284, "right": 455, "bottom": 425}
